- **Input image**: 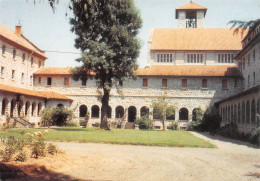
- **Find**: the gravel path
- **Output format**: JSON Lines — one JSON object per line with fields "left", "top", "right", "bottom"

{"left": 54, "top": 132, "right": 260, "bottom": 181}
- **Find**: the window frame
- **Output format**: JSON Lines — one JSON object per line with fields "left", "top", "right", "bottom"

{"left": 202, "top": 79, "right": 207, "bottom": 88}
{"left": 182, "top": 79, "right": 187, "bottom": 88}
{"left": 64, "top": 77, "right": 70, "bottom": 86}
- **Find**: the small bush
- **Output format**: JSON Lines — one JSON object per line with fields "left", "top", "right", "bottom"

{"left": 167, "top": 121, "right": 179, "bottom": 130}
{"left": 135, "top": 116, "right": 153, "bottom": 129}
{"left": 31, "top": 134, "right": 46, "bottom": 158}
{"left": 66, "top": 121, "right": 77, "bottom": 127}
{"left": 47, "top": 143, "right": 58, "bottom": 155}
{"left": 249, "top": 126, "right": 260, "bottom": 145}
{"left": 92, "top": 122, "right": 100, "bottom": 127}
{"left": 15, "top": 151, "right": 27, "bottom": 162}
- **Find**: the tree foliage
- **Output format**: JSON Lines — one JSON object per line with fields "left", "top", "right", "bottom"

{"left": 228, "top": 19, "right": 260, "bottom": 37}
{"left": 68, "top": 0, "right": 142, "bottom": 129}
{"left": 40, "top": 106, "right": 74, "bottom": 126}
{"left": 151, "top": 98, "right": 175, "bottom": 130}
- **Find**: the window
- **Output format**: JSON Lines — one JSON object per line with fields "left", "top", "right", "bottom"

{"left": 2, "top": 45, "right": 5, "bottom": 54}
{"left": 64, "top": 77, "right": 69, "bottom": 86}
{"left": 81, "top": 79, "right": 86, "bottom": 86}
{"left": 13, "top": 49, "right": 16, "bottom": 59}
{"left": 21, "top": 73, "right": 24, "bottom": 83}
{"left": 242, "top": 58, "right": 245, "bottom": 69}
{"left": 22, "top": 54, "right": 25, "bottom": 62}
{"left": 157, "top": 54, "right": 173, "bottom": 63}
{"left": 30, "top": 76, "right": 33, "bottom": 84}
{"left": 202, "top": 79, "right": 207, "bottom": 88}
{"left": 11, "top": 70, "right": 15, "bottom": 80}
{"left": 234, "top": 79, "right": 238, "bottom": 87}
{"left": 143, "top": 78, "right": 148, "bottom": 87}
{"left": 38, "top": 61, "right": 41, "bottom": 68}
{"left": 162, "top": 79, "right": 167, "bottom": 87}
{"left": 222, "top": 79, "right": 227, "bottom": 89}
{"left": 38, "top": 77, "right": 41, "bottom": 84}
{"left": 248, "top": 75, "right": 250, "bottom": 88}
{"left": 31, "top": 57, "right": 33, "bottom": 66}
{"left": 0, "top": 67, "right": 4, "bottom": 77}
{"left": 217, "top": 53, "right": 234, "bottom": 63}
{"left": 187, "top": 54, "right": 203, "bottom": 63}
{"left": 47, "top": 77, "right": 52, "bottom": 86}
{"left": 182, "top": 79, "right": 187, "bottom": 88}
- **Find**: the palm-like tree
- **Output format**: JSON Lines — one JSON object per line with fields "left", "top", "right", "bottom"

{"left": 228, "top": 19, "right": 260, "bottom": 36}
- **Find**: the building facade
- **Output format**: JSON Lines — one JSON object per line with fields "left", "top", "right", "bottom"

{"left": 1, "top": 1, "right": 258, "bottom": 132}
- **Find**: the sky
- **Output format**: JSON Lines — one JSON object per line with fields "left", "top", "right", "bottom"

{"left": 0, "top": 0, "right": 259, "bottom": 68}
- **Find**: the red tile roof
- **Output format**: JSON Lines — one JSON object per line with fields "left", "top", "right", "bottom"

{"left": 36, "top": 91, "right": 73, "bottom": 101}
{"left": 135, "top": 65, "right": 241, "bottom": 77}
{"left": 150, "top": 28, "right": 245, "bottom": 51}
{"left": 176, "top": 1, "right": 207, "bottom": 10}
{"left": 0, "top": 24, "right": 47, "bottom": 59}
{"left": 34, "top": 67, "right": 72, "bottom": 76}
{"left": 0, "top": 83, "right": 72, "bottom": 101}
{"left": 34, "top": 67, "right": 95, "bottom": 76}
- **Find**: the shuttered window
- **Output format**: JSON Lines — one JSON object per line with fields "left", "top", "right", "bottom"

{"left": 143, "top": 78, "right": 148, "bottom": 87}
{"left": 64, "top": 77, "right": 69, "bottom": 86}
{"left": 162, "top": 79, "right": 167, "bottom": 87}
{"left": 182, "top": 79, "right": 187, "bottom": 87}
{"left": 202, "top": 79, "right": 207, "bottom": 88}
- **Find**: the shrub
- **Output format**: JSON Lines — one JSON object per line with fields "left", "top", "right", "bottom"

{"left": 15, "top": 151, "right": 27, "bottom": 162}
{"left": 92, "top": 122, "right": 100, "bottom": 127}
{"left": 0, "top": 136, "right": 25, "bottom": 162}
{"left": 196, "top": 106, "right": 221, "bottom": 132}
{"left": 66, "top": 121, "right": 77, "bottom": 127}
{"left": 80, "top": 112, "right": 90, "bottom": 128}
{"left": 41, "top": 106, "right": 74, "bottom": 126}
{"left": 167, "top": 121, "right": 179, "bottom": 130}
{"left": 135, "top": 116, "right": 153, "bottom": 129}
{"left": 47, "top": 143, "right": 58, "bottom": 155}
{"left": 249, "top": 126, "right": 260, "bottom": 145}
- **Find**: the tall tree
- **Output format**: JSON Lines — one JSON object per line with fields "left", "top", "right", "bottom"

{"left": 68, "top": 0, "right": 142, "bottom": 129}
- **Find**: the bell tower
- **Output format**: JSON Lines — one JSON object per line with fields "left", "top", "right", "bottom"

{"left": 175, "top": 1, "right": 207, "bottom": 28}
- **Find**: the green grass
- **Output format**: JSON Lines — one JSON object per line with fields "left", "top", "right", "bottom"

{"left": 0, "top": 127, "right": 215, "bottom": 148}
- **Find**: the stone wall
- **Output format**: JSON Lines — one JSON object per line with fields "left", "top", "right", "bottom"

{"left": 0, "top": 39, "right": 45, "bottom": 89}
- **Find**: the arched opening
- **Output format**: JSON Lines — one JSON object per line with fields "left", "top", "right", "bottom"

{"left": 128, "top": 106, "right": 136, "bottom": 122}
{"left": 107, "top": 106, "right": 112, "bottom": 118}
{"left": 10, "top": 99, "right": 16, "bottom": 117}
{"left": 166, "top": 106, "right": 175, "bottom": 120}
{"left": 91, "top": 105, "right": 99, "bottom": 118}
{"left": 242, "top": 102, "right": 245, "bottom": 124}
{"left": 37, "top": 102, "right": 42, "bottom": 116}
{"left": 17, "top": 100, "right": 23, "bottom": 117}
{"left": 192, "top": 108, "right": 202, "bottom": 122}
{"left": 31, "top": 102, "right": 36, "bottom": 117}
{"left": 238, "top": 103, "right": 241, "bottom": 123}
{"left": 179, "top": 108, "right": 188, "bottom": 120}
{"left": 25, "top": 101, "right": 30, "bottom": 116}
{"left": 257, "top": 99, "right": 260, "bottom": 124}
{"left": 246, "top": 101, "right": 250, "bottom": 124}
{"left": 251, "top": 100, "right": 256, "bottom": 124}
{"left": 57, "top": 104, "right": 64, "bottom": 108}
{"left": 115, "top": 106, "right": 124, "bottom": 118}
{"left": 140, "top": 106, "right": 149, "bottom": 117}
{"left": 1, "top": 98, "right": 8, "bottom": 115}
{"left": 79, "top": 105, "right": 87, "bottom": 117}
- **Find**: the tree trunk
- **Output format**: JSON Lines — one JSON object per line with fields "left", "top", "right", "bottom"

{"left": 100, "top": 88, "right": 110, "bottom": 130}
{"left": 162, "top": 119, "right": 166, "bottom": 130}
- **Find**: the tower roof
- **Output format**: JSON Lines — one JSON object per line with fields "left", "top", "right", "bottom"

{"left": 176, "top": 1, "right": 207, "bottom": 19}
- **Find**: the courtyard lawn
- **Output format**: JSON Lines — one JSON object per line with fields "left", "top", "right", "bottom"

{"left": 0, "top": 127, "right": 215, "bottom": 148}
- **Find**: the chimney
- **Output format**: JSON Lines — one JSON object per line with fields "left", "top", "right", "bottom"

{"left": 15, "top": 25, "right": 22, "bottom": 35}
